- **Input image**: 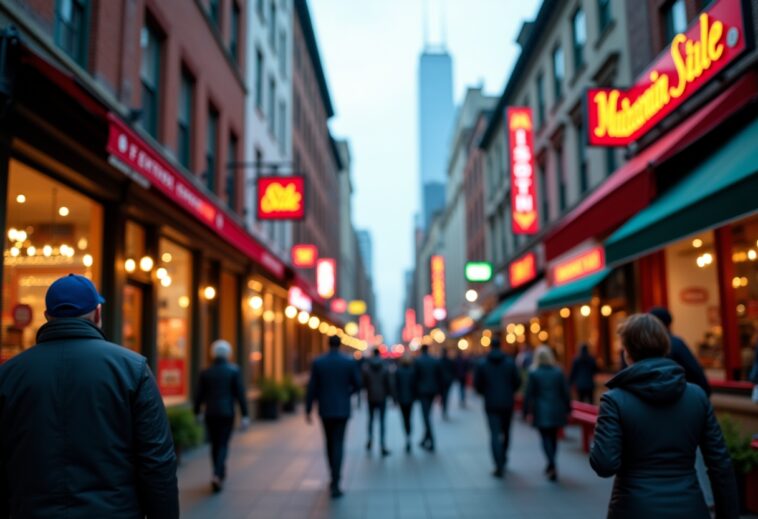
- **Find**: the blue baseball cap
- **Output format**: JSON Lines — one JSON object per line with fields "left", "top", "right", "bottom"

{"left": 45, "top": 274, "right": 105, "bottom": 318}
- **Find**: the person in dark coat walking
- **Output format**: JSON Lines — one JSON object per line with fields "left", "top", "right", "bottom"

{"left": 414, "top": 345, "right": 443, "bottom": 451}
{"left": 524, "top": 345, "right": 570, "bottom": 482}
{"left": 306, "top": 335, "right": 361, "bottom": 498}
{"left": 0, "top": 274, "right": 179, "bottom": 519}
{"left": 439, "top": 347, "right": 455, "bottom": 419}
{"left": 590, "top": 313, "right": 738, "bottom": 519}
{"left": 194, "top": 340, "right": 250, "bottom": 492}
{"left": 394, "top": 353, "right": 417, "bottom": 453}
{"left": 362, "top": 348, "right": 392, "bottom": 456}
{"left": 454, "top": 350, "right": 471, "bottom": 408}
{"left": 474, "top": 338, "right": 521, "bottom": 478}
{"left": 569, "top": 344, "right": 598, "bottom": 403}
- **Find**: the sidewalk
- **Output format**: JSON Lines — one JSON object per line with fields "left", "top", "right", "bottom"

{"left": 180, "top": 392, "right": 617, "bottom": 518}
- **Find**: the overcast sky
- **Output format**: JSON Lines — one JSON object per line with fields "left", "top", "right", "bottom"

{"left": 309, "top": 0, "right": 541, "bottom": 342}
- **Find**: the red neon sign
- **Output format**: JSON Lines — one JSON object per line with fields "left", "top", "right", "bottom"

{"left": 257, "top": 176, "right": 306, "bottom": 220}
{"left": 291, "top": 244, "right": 318, "bottom": 268}
{"left": 331, "top": 298, "right": 347, "bottom": 314}
{"left": 510, "top": 252, "right": 537, "bottom": 289}
{"left": 402, "top": 308, "right": 417, "bottom": 343}
{"left": 507, "top": 107, "right": 539, "bottom": 234}
{"left": 316, "top": 258, "right": 337, "bottom": 299}
{"left": 423, "top": 294, "right": 436, "bottom": 328}
{"left": 588, "top": 0, "right": 747, "bottom": 146}
{"left": 551, "top": 246, "right": 606, "bottom": 286}
{"left": 430, "top": 255, "right": 447, "bottom": 321}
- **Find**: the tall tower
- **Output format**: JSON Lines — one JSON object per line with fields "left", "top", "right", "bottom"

{"left": 418, "top": 0, "right": 454, "bottom": 229}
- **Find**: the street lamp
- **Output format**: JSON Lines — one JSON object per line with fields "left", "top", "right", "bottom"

{"left": 465, "top": 289, "right": 478, "bottom": 303}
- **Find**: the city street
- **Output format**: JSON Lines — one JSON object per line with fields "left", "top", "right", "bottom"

{"left": 179, "top": 393, "right": 613, "bottom": 518}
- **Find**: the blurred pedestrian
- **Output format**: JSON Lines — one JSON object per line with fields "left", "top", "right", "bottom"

{"left": 415, "top": 344, "right": 443, "bottom": 451}
{"left": 569, "top": 344, "right": 598, "bottom": 404}
{"left": 516, "top": 343, "right": 534, "bottom": 371}
{"left": 0, "top": 274, "right": 179, "bottom": 518}
{"left": 394, "top": 353, "right": 417, "bottom": 453}
{"left": 439, "top": 347, "right": 455, "bottom": 419}
{"left": 474, "top": 337, "right": 521, "bottom": 478}
{"left": 306, "top": 335, "right": 361, "bottom": 498}
{"left": 194, "top": 339, "right": 250, "bottom": 492}
{"left": 590, "top": 314, "right": 738, "bottom": 519}
{"left": 524, "top": 345, "right": 570, "bottom": 482}
{"left": 751, "top": 332, "right": 758, "bottom": 403}
{"left": 362, "top": 348, "right": 392, "bottom": 456}
{"left": 454, "top": 349, "right": 471, "bottom": 408}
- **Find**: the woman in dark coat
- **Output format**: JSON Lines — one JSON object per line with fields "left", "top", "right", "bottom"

{"left": 590, "top": 314, "right": 739, "bottom": 519}
{"left": 394, "top": 354, "right": 417, "bottom": 453}
{"left": 524, "top": 345, "right": 570, "bottom": 481}
{"left": 569, "top": 344, "right": 598, "bottom": 403}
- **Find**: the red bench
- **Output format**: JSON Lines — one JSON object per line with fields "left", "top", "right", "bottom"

{"left": 570, "top": 401, "right": 599, "bottom": 453}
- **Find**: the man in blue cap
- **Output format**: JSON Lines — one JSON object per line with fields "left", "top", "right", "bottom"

{"left": 0, "top": 274, "right": 179, "bottom": 518}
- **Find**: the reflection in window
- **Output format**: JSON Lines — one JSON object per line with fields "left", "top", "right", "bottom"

{"left": 55, "top": 0, "right": 89, "bottom": 67}
{"left": 664, "top": 0, "right": 688, "bottom": 42}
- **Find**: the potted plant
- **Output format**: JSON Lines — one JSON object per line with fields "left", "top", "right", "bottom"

{"left": 281, "top": 376, "right": 305, "bottom": 413}
{"left": 166, "top": 406, "right": 203, "bottom": 465}
{"left": 719, "top": 415, "right": 758, "bottom": 513}
{"left": 258, "top": 378, "right": 285, "bottom": 420}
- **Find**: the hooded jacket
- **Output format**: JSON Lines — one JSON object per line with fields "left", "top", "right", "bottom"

{"left": 523, "top": 365, "right": 570, "bottom": 429}
{"left": 362, "top": 357, "right": 391, "bottom": 405}
{"left": 473, "top": 350, "right": 521, "bottom": 412}
{"left": 0, "top": 318, "right": 178, "bottom": 519}
{"left": 590, "top": 357, "right": 738, "bottom": 519}
{"left": 194, "top": 358, "right": 249, "bottom": 418}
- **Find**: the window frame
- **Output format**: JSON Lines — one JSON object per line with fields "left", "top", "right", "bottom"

{"left": 140, "top": 19, "right": 163, "bottom": 139}
{"left": 205, "top": 106, "right": 220, "bottom": 194}
{"left": 54, "top": 0, "right": 91, "bottom": 68}
{"left": 177, "top": 68, "right": 194, "bottom": 170}
{"left": 230, "top": 1, "right": 241, "bottom": 63}
{"left": 552, "top": 45, "right": 565, "bottom": 103}
{"left": 572, "top": 8, "right": 586, "bottom": 73}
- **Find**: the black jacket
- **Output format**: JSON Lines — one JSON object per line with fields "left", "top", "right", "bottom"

{"left": 414, "top": 352, "right": 443, "bottom": 397}
{"left": 0, "top": 318, "right": 178, "bottom": 519}
{"left": 194, "top": 358, "right": 249, "bottom": 418}
{"left": 439, "top": 356, "right": 455, "bottom": 387}
{"left": 306, "top": 350, "right": 361, "bottom": 418}
{"left": 524, "top": 366, "right": 570, "bottom": 429}
{"left": 569, "top": 352, "right": 598, "bottom": 392}
{"left": 670, "top": 335, "right": 711, "bottom": 396}
{"left": 362, "top": 357, "right": 391, "bottom": 404}
{"left": 473, "top": 350, "right": 521, "bottom": 412}
{"left": 590, "top": 358, "right": 738, "bottom": 519}
{"left": 394, "top": 363, "right": 416, "bottom": 405}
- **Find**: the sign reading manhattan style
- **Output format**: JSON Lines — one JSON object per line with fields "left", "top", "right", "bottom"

{"left": 507, "top": 107, "right": 539, "bottom": 234}
{"left": 430, "top": 255, "right": 447, "bottom": 321}
{"left": 509, "top": 252, "right": 537, "bottom": 289}
{"left": 551, "top": 246, "right": 606, "bottom": 286}
{"left": 106, "top": 114, "right": 285, "bottom": 279}
{"left": 257, "top": 176, "right": 306, "bottom": 220}
{"left": 587, "top": 0, "right": 747, "bottom": 146}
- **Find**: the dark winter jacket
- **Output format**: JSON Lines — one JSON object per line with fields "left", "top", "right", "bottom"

{"left": 473, "top": 350, "right": 521, "bottom": 412}
{"left": 670, "top": 335, "right": 711, "bottom": 396}
{"left": 362, "top": 357, "right": 391, "bottom": 404}
{"left": 306, "top": 350, "right": 361, "bottom": 418}
{"left": 590, "top": 358, "right": 738, "bottom": 519}
{"left": 194, "top": 358, "right": 249, "bottom": 418}
{"left": 0, "top": 318, "right": 179, "bottom": 519}
{"left": 454, "top": 355, "right": 470, "bottom": 381}
{"left": 394, "top": 363, "right": 417, "bottom": 405}
{"left": 524, "top": 365, "right": 570, "bottom": 429}
{"left": 439, "top": 355, "right": 455, "bottom": 387}
{"left": 414, "top": 352, "right": 443, "bottom": 397}
{"left": 569, "top": 352, "right": 598, "bottom": 392}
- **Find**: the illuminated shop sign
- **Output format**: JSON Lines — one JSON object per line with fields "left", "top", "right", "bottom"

{"left": 430, "top": 255, "right": 447, "bottom": 321}
{"left": 348, "top": 300, "right": 367, "bottom": 315}
{"left": 507, "top": 107, "right": 539, "bottom": 234}
{"left": 465, "top": 261, "right": 494, "bottom": 283}
{"left": 257, "top": 176, "right": 306, "bottom": 220}
{"left": 316, "top": 258, "right": 337, "bottom": 299}
{"left": 587, "top": 0, "right": 747, "bottom": 146}
{"left": 402, "top": 308, "right": 417, "bottom": 343}
{"left": 331, "top": 298, "right": 347, "bottom": 313}
{"left": 288, "top": 286, "right": 313, "bottom": 312}
{"left": 551, "top": 246, "right": 606, "bottom": 286}
{"left": 423, "top": 294, "right": 436, "bottom": 328}
{"left": 291, "top": 244, "right": 318, "bottom": 268}
{"left": 509, "top": 252, "right": 537, "bottom": 289}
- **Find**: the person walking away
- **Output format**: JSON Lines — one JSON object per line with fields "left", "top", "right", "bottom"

{"left": 524, "top": 345, "right": 570, "bottom": 482}
{"left": 362, "top": 348, "right": 392, "bottom": 456}
{"left": 474, "top": 338, "right": 521, "bottom": 478}
{"left": 439, "top": 347, "right": 455, "bottom": 419}
{"left": 516, "top": 343, "right": 534, "bottom": 371}
{"left": 414, "top": 344, "right": 442, "bottom": 451}
{"left": 394, "top": 353, "right": 417, "bottom": 453}
{"left": 569, "top": 344, "right": 598, "bottom": 404}
{"left": 0, "top": 274, "right": 179, "bottom": 518}
{"left": 454, "top": 350, "right": 471, "bottom": 408}
{"left": 306, "top": 335, "right": 361, "bottom": 498}
{"left": 590, "top": 314, "right": 738, "bottom": 519}
{"left": 194, "top": 339, "right": 250, "bottom": 492}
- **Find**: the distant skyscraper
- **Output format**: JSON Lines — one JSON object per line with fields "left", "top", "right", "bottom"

{"left": 418, "top": 48, "right": 454, "bottom": 229}
{"left": 356, "top": 230, "right": 373, "bottom": 280}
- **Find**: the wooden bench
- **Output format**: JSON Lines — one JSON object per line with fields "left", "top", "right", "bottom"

{"left": 569, "top": 401, "right": 599, "bottom": 453}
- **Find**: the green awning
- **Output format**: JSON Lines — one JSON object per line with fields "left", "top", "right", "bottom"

{"left": 606, "top": 118, "right": 758, "bottom": 265}
{"left": 537, "top": 269, "right": 610, "bottom": 310}
{"left": 481, "top": 292, "right": 522, "bottom": 328}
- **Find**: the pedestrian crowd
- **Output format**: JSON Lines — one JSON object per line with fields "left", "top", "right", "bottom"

{"left": 0, "top": 275, "right": 751, "bottom": 518}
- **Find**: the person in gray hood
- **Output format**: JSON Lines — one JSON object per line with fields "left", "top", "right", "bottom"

{"left": 362, "top": 348, "right": 392, "bottom": 456}
{"left": 590, "top": 314, "right": 738, "bottom": 519}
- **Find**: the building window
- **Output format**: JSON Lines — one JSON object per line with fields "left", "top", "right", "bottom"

{"left": 605, "top": 147, "right": 616, "bottom": 177}
{"left": 664, "top": 0, "right": 687, "bottom": 42}
{"left": 572, "top": 8, "right": 586, "bottom": 73}
{"left": 255, "top": 49, "right": 264, "bottom": 112}
{"left": 55, "top": 0, "right": 90, "bottom": 68}
{"left": 209, "top": 0, "right": 220, "bottom": 27}
{"left": 279, "top": 30, "right": 287, "bottom": 76}
{"left": 268, "top": 77, "right": 276, "bottom": 135}
{"left": 556, "top": 146, "right": 567, "bottom": 212}
{"left": 140, "top": 21, "right": 162, "bottom": 139}
{"left": 230, "top": 2, "right": 240, "bottom": 62}
{"left": 205, "top": 107, "right": 219, "bottom": 194}
{"left": 576, "top": 120, "right": 588, "bottom": 194}
{"left": 536, "top": 73, "right": 546, "bottom": 127}
{"left": 597, "top": 0, "right": 612, "bottom": 33}
{"left": 539, "top": 162, "right": 549, "bottom": 225}
{"left": 226, "top": 133, "right": 238, "bottom": 211}
{"left": 177, "top": 69, "right": 194, "bottom": 169}
{"left": 552, "top": 45, "right": 564, "bottom": 102}
{"left": 278, "top": 101, "right": 286, "bottom": 154}
{"left": 269, "top": 1, "right": 277, "bottom": 51}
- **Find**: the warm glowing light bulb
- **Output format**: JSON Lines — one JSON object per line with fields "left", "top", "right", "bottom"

{"left": 748, "top": 250, "right": 757, "bottom": 261}
{"left": 203, "top": 286, "right": 217, "bottom": 300}
{"left": 15, "top": 194, "right": 25, "bottom": 204}
{"left": 139, "top": 256, "right": 154, "bottom": 272}
{"left": 58, "top": 206, "right": 69, "bottom": 217}
{"left": 580, "top": 305, "right": 591, "bottom": 317}
{"left": 9, "top": 247, "right": 19, "bottom": 257}
{"left": 43, "top": 245, "right": 53, "bottom": 257}
{"left": 124, "top": 258, "right": 136, "bottom": 273}
{"left": 692, "top": 238, "right": 703, "bottom": 248}
{"left": 297, "top": 311, "right": 310, "bottom": 324}
{"left": 308, "top": 316, "right": 320, "bottom": 330}
{"left": 82, "top": 254, "right": 93, "bottom": 267}
{"left": 285, "top": 305, "right": 298, "bottom": 319}
{"left": 178, "top": 296, "right": 190, "bottom": 308}
{"left": 162, "top": 252, "right": 172, "bottom": 263}
{"left": 538, "top": 331, "right": 549, "bottom": 342}
{"left": 155, "top": 267, "right": 168, "bottom": 280}
{"left": 160, "top": 276, "right": 172, "bottom": 288}
{"left": 77, "top": 238, "right": 88, "bottom": 250}
{"left": 514, "top": 324, "right": 525, "bottom": 336}
{"left": 27, "top": 246, "right": 36, "bottom": 256}
{"left": 559, "top": 307, "right": 571, "bottom": 318}
{"left": 457, "top": 339, "right": 469, "bottom": 351}
{"left": 530, "top": 322, "right": 541, "bottom": 334}
{"left": 249, "top": 296, "right": 263, "bottom": 310}
{"left": 601, "top": 304, "right": 612, "bottom": 317}
{"left": 7, "top": 228, "right": 17, "bottom": 241}
{"left": 481, "top": 336, "right": 491, "bottom": 347}
{"left": 465, "top": 289, "right": 478, "bottom": 303}
{"left": 16, "top": 230, "right": 27, "bottom": 242}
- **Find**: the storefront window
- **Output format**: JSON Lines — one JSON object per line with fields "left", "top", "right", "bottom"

{"left": 246, "top": 278, "right": 264, "bottom": 387}
{"left": 731, "top": 215, "right": 758, "bottom": 379}
{"left": 156, "top": 239, "right": 192, "bottom": 404}
{"left": 2, "top": 160, "right": 102, "bottom": 362}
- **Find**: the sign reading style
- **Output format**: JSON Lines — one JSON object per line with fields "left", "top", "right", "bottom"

{"left": 509, "top": 252, "right": 537, "bottom": 289}
{"left": 551, "top": 246, "right": 606, "bottom": 286}
{"left": 257, "top": 176, "right": 306, "bottom": 220}
{"left": 316, "top": 258, "right": 337, "bottom": 299}
{"left": 587, "top": 0, "right": 747, "bottom": 146}
{"left": 430, "top": 255, "right": 447, "bottom": 321}
{"left": 291, "top": 244, "right": 318, "bottom": 268}
{"left": 507, "top": 107, "right": 539, "bottom": 234}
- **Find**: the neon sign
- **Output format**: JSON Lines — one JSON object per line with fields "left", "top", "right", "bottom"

{"left": 257, "top": 176, "right": 305, "bottom": 220}
{"left": 507, "top": 107, "right": 539, "bottom": 234}
{"left": 551, "top": 247, "right": 605, "bottom": 286}
{"left": 316, "top": 258, "right": 336, "bottom": 299}
{"left": 510, "top": 252, "right": 537, "bottom": 289}
{"left": 430, "top": 255, "right": 447, "bottom": 321}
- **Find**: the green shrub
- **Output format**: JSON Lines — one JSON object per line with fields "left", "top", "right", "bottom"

{"left": 259, "top": 378, "right": 286, "bottom": 403}
{"left": 166, "top": 406, "right": 204, "bottom": 450}
{"left": 719, "top": 415, "right": 758, "bottom": 474}
{"left": 281, "top": 375, "right": 305, "bottom": 402}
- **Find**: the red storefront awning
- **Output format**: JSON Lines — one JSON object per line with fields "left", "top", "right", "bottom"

{"left": 544, "top": 73, "right": 758, "bottom": 261}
